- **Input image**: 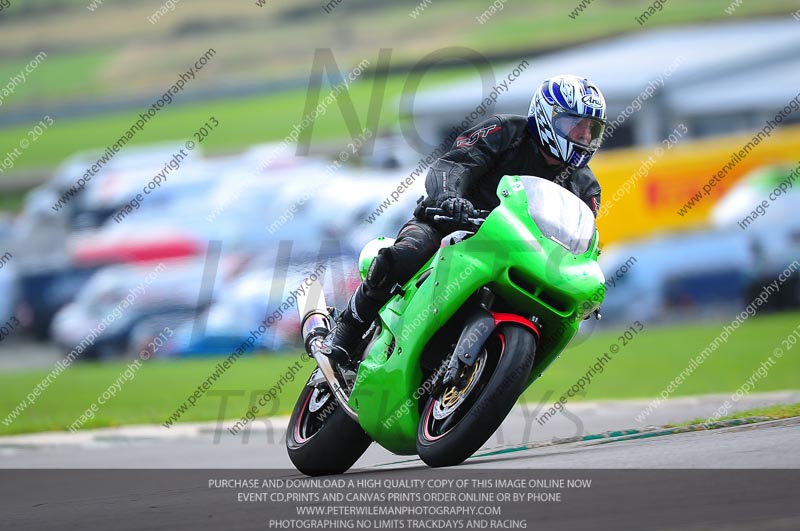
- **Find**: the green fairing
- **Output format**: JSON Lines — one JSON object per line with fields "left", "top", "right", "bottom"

{"left": 348, "top": 175, "right": 605, "bottom": 454}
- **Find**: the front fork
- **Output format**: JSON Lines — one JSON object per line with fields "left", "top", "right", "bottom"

{"left": 442, "top": 287, "right": 541, "bottom": 388}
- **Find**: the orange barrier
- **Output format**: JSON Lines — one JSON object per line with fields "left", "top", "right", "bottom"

{"left": 592, "top": 124, "right": 800, "bottom": 245}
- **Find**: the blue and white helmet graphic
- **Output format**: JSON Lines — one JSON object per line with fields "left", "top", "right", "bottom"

{"left": 527, "top": 74, "right": 607, "bottom": 168}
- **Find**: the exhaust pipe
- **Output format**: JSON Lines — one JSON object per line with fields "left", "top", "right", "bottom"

{"left": 301, "top": 309, "right": 331, "bottom": 353}
{"left": 297, "top": 280, "right": 359, "bottom": 423}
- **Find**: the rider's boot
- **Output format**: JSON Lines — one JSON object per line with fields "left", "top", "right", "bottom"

{"left": 319, "top": 285, "right": 381, "bottom": 367}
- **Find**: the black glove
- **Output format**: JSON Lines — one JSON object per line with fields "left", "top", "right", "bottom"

{"left": 439, "top": 197, "right": 476, "bottom": 225}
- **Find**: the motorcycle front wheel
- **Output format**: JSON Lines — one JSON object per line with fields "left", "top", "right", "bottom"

{"left": 416, "top": 323, "right": 536, "bottom": 468}
{"left": 286, "top": 375, "right": 372, "bottom": 476}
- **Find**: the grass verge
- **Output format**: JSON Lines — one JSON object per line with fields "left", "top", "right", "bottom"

{"left": 668, "top": 402, "right": 800, "bottom": 428}
{"left": 0, "top": 311, "right": 798, "bottom": 436}
{"left": 0, "top": 68, "right": 468, "bottom": 174}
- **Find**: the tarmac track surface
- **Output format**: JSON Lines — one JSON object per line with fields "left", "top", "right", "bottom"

{"left": 2, "top": 393, "right": 799, "bottom": 530}
{"left": 2, "top": 391, "right": 798, "bottom": 469}
{"left": 2, "top": 422, "right": 799, "bottom": 531}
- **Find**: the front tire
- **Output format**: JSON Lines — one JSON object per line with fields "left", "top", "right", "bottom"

{"left": 286, "top": 378, "right": 372, "bottom": 476}
{"left": 416, "top": 324, "right": 536, "bottom": 467}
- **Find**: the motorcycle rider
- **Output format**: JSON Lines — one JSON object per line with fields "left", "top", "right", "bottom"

{"left": 321, "top": 74, "right": 608, "bottom": 365}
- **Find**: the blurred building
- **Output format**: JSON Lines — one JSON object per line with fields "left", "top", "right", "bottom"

{"left": 402, "top": 19, "right": 800, "bottom": 151}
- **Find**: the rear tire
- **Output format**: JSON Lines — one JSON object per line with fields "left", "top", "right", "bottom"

{"left": 286, "top": 379, "right": 372, "bottom": 476}
{"left": 416, "top": 324, "right": 536, "bottom": 467}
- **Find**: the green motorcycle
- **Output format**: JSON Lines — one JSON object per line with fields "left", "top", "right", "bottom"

{"left": 287, "top": 175, "right": 605, "bottom": 475}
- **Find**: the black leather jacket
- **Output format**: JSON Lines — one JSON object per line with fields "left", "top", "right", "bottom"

{"left": 415, "top": 114, "right": 602, "bottom": 220}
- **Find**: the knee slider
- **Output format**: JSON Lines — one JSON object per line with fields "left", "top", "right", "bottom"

{"left": 365, "top": 248, "right": 394, "bottom": 295}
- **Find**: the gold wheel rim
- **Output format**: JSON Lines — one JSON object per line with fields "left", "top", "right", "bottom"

{"left": 440, "top": 357, "right": 483, "bottom": 408}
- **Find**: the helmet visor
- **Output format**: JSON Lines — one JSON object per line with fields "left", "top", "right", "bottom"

{"left": 553, "top": 114, "right": 606, "bottom": 149}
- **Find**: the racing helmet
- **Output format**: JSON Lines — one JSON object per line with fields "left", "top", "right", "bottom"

{"left": 527, "top": 74, "right": 607, "bottom": 168}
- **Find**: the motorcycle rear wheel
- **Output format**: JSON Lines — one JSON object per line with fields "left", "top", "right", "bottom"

{"left": 286, "top": 378, "right": 372, "bottom": 476}
{"left": 416, "top": 324, "right": 536, "bottom": 467}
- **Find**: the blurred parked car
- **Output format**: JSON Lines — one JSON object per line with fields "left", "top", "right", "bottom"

{"left": 600, "top": 232, "right": 749, "bottom": 324}
{"left": 10, "top": 143, "right": 209, "bottom": 338}
{"left": 8, "top": 141, "right": 416, "bottom": 345}
{"left": 50, "top": 257, "right": 234, "bottom": 359}
{"left": 711, "top": 164, "right": 800, "bottom": 230}
{"left": 162, "top": 254, "right": 360, "bottom": 357}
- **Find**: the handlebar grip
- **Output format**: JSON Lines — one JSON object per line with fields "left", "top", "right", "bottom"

{"left": 425, "top": 207, "right": 446, "bottom": 217}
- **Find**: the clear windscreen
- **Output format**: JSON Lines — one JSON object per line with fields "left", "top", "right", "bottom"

{"left": 520, "top": 176, "right": 596, "bottom": 254}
